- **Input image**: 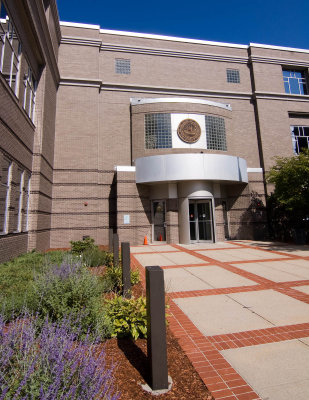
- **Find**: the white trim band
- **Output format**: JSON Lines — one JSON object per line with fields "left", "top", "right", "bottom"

{"left": 247, "top": 168, "right": 263, "bottom": 173}
{"left": 130, "top": 97, "right": 232, "bottom": 110}
{"left": 115, "top": 166, "right": 136, "bottom": 172}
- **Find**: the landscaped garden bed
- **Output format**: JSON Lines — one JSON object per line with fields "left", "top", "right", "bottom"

{"left": 0, "top": 238, "right": 213, "bottom": 399}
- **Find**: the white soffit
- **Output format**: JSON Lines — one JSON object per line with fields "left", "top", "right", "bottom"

{"left": 60, "top": 21, "right": 100, "bottom": 30}
{"left": 130, "top": 97, "right": 232, "bottom": 111}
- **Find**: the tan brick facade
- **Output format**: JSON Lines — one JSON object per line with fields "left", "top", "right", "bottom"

{"left": 1, "top": 2, "right": 309, "bottom": 260}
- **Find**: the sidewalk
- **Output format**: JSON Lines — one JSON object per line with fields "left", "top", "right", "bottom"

{"left": 131, "top": 241, "right": 309, "bottom": 400}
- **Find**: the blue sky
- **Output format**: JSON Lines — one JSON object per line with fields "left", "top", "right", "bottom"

{"left": 57, "top": 0, "right": 309, "bottom": 49}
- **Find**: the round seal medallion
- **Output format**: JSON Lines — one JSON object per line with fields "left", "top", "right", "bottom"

{"left": 177, "top": 119, "right": 201, "bottom": 143}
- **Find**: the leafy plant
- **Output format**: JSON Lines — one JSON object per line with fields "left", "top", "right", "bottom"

{"left": 103, "top": 264, "right": 140, "bottom": 293}
{"left": 267, "top": 150, "right": 309, "bottom": 223}
{"left": 82, "top": 248, "right": 114, "bottom": 268}
{"left": 31, "top": 256, "right": 111, "bottom": 338}
{"left": 0, "top": 312, "right": 120, "bottom": 399}
{"left": 0, "top": 251, "right": 67, "bottom": 319}
{"left": 105, "top": 295, "right": 147, "bottom": 340}
{"left": 70, "top": 237, "right": 97, "bottom": 254}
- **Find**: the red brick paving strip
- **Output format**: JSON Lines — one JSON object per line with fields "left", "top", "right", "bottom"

{"left": 131, "top": 242, "right": 309, "bottom": 400}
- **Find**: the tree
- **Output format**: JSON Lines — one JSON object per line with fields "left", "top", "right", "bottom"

{"left": 267, "top": 150, "right": 309, "bottom": 237}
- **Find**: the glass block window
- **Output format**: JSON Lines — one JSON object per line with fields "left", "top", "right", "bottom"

{"left": 115, "top": 58, "right": 131, "bottom": 74}
{"left": 283, "top": 69, "right": 307, "bottom": 95}
{"left": 290, "top": 126, "right": 309, "bottom": 154}
{"left": 145, "top": 113, "right": 172, "bottom": 149}
{"left": 0, "top": 1, "right": 21, "bottom": 94}
{"left": 227, "top": 69, "right": 240, "bottom": 83}
{"left": 205, "top": 115, "right": 227, "bottom": 151}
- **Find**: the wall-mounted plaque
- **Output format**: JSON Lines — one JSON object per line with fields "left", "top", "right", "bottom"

{"left": 177, "top": 119, "right": 201, "bottom": 143}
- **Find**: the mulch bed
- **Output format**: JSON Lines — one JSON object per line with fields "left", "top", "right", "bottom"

{"left": 93, "top": 267, "right": 213, "bottom": 400}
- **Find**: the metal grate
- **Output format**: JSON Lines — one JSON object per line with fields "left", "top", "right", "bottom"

{"left": 115, "top": 58, "right": 131, "bottom": 74}
{"left": 145, "top": 114, "right": 172, "bottom": 149}
{"left": 205, "top": 115, "right": 227, "bottom": 150}
{"left": 226, "top": 69, "right": 240, "bottom": 83}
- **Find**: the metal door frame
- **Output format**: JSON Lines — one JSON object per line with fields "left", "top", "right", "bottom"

{"left": 189, "top": 198, "right": 214, "bottom": 243}
{"left": 151, "top": 199, "right": 167, "bottom": 243}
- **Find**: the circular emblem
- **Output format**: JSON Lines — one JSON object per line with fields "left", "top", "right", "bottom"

{"left": 177, "top": 119, "right": 201, "bottom": 143}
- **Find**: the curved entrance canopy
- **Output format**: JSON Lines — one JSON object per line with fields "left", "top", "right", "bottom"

{"left": 135, "top": 153, "right": 248, "bottom": 184}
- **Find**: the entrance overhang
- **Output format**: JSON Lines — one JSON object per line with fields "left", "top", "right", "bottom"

{"left": 135, "top": 154, "right": 248, "bottom": 184}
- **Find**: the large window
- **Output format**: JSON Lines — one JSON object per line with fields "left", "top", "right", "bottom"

{"left": 0, "top": 157, "right": 12, "bottom": 234}
{"left": 145, "top": 113, "right": 172, "bottom": 149}
{"left": 23, "top": 65, "right": 36, "bottom": 120}
{"left": 205, "top": 115, "right": 227, "bottom": 151}
{"left": 291, "top": 126, "right": 309, "bottom": 154}
{"left": 0, "top": 1, "right": 21, "bottom": 94}
{"left": 283, "top": 69, "right": 308, "bottom": 95}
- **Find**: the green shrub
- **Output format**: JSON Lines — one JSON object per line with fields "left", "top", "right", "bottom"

{"left": 31, "top": 256, "right": 111, "bottom": 338}
{"left": 70, "top": 237, "right": 97, "bottom": 254}
{"left": 0, "top": 250, "right": 67, "bottom": 319}
{"left": 105, "top": 295, "right": 147, "bottom": 340}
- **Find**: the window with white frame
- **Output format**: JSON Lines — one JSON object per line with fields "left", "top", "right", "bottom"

{"left": 16, "top": 169, "right": 24, "bottom": 232}
{"left": 23, "top": 173, "right": 30, "bottom": 232}
{"left": 23, "top": 65, "right": 36, "bottom": 120}
{"left": 115, "top": 58, "right": 130, "bottom": 74}
{"left": 283, "top": 69, "right": 308, "bottom": 95}
{"left": 0, "top": 1, "right": 21, "bottom": 95}
{"left": 290, "top": 126, "right": 309, "bottom": 154}
{"left": 0, "top": 157, "right": 12, "bottom": 234}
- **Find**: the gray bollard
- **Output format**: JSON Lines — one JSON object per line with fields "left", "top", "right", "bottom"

{"left": 146, "top": 266, "right": 168, "bottom": 391}
{"left": 109, "top": 229, "right": 114, "bottom": 252}
{"left": 121, "top": 242, "right": 131, "bottom": 298}
{"left": 113, "top": 233, "right": 119, "bottom": 265}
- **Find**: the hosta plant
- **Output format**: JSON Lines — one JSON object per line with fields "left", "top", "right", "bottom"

{"left": 105, "top": 295, "right": 147, "bottom": 340}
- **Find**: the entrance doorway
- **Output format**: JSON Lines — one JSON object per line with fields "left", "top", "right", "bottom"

{"left": 189, "top": 199, "right": 213, "bottom": 242}
{"left": 152, "top": 200, "right": 166, "bottom": 242}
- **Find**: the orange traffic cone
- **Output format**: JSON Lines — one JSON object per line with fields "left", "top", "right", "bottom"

{"left": 143, "top": 236, "right": 148, "bottom": 245}
{"left": 159, "top": 234, "right": 163, "bottom": 241}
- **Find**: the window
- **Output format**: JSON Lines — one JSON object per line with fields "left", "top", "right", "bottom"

{"left": 0, "top": 1, "right": 21, "bottom": 94}
{"left": 227, "top": 69, "right": 240, "bottom": 83}
{"left": 283, "top": 69, "right": 308, "bottom": 95}
{"left": 23, "top": 65, "right": 36, "bottom": 120}
{"left": 115, "top": 58, "right": 130, "bottom": 74}
{"left": 16, "top": 169, "right": 24, "bottom": 232}
{"left": 145, "top": 114, "right": 172, "bottom": 149}
{"left": 290, "top": 126, "right": 309, "bottom": 154}
{"left": 0, "top": 157, "right": 12, "bottom": 234}
{"left": 205, "top": 115, "right": 227, "bottom": 151}
{"left": 23, "top": 173, "right": 30, "bottom": 232}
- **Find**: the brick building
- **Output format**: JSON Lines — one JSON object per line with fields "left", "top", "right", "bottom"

{"left": 1, "top": 0, "right": 309, "bottom": 261}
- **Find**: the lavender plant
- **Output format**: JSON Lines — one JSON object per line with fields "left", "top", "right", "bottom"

{"left": 0, "top": 312, "right": 120, "bottom": 399}
{"left": 31, "top": 257, "right": 111, "bottom": 338}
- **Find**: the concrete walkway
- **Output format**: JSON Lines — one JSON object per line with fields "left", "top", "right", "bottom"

{"left": 131, "top": 241, "right": 309, "bottom": 400}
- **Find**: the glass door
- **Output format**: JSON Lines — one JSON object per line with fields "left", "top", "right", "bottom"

{"left": 189, "top": 200, "right": 213, "bottom": 242}
{"left": 152, "top": 200, "right": 166, "bottom": 242}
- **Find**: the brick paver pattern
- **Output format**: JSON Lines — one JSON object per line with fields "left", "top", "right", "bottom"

{"left": 132, "top": 241, "right": 309, "bottom": 400}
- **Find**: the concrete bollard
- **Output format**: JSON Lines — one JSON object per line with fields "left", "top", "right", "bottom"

{"left": 121, "top": 242, "right": 131, "bottom": 298}
{"left": 113, "top": 233, "right": 119, "bottom": 265}
{"left": 145, "top": 265, "right": 168, "bottom": 391}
